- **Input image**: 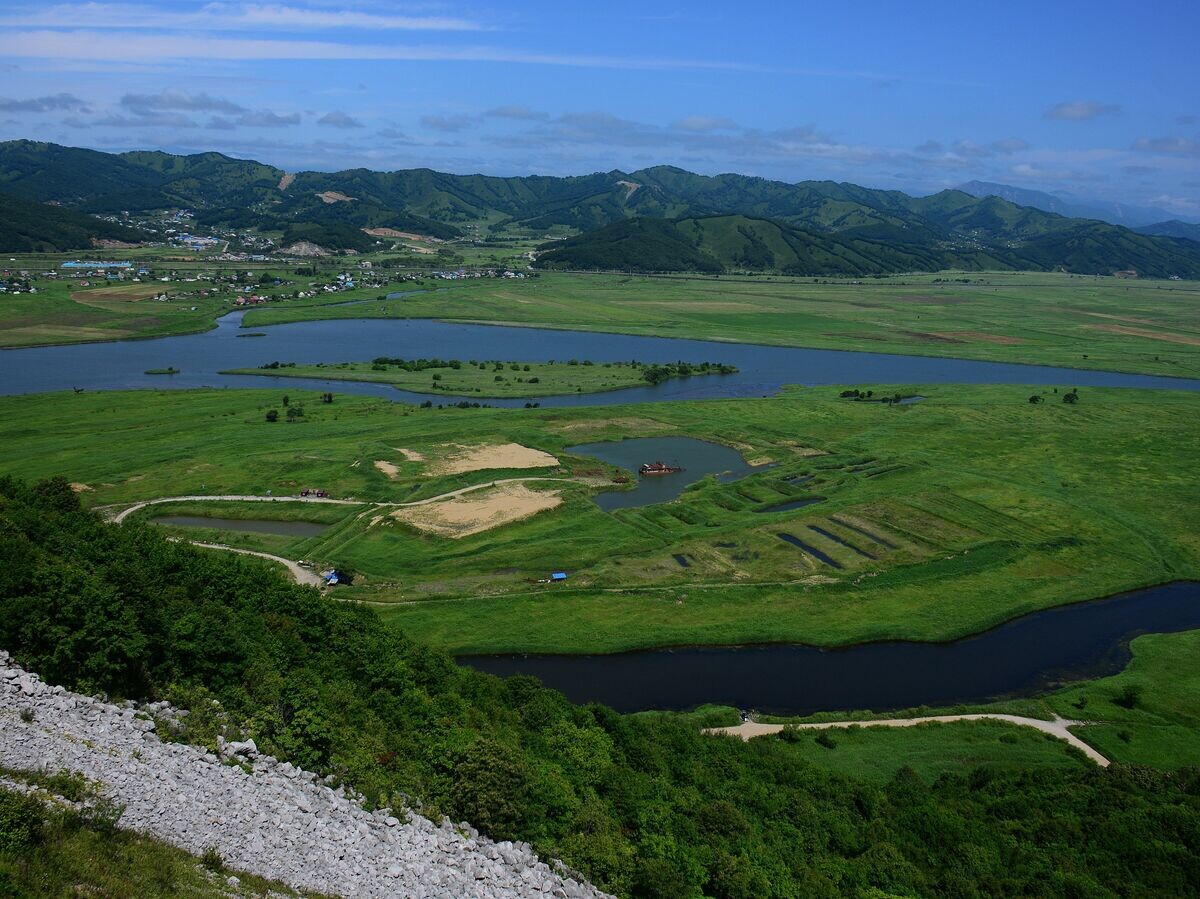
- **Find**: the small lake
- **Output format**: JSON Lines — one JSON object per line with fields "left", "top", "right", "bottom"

{"left": 2, "top": 311, "right": 1198, "bottom": 403}
{"left": 568, "top": 437, "right": 763, "bottom": 510}
{"left": 151, "top": 515, "right": 330, "bottom": 538}
{"left": 460, "top": 581, "right": 1200, "bottom": 715}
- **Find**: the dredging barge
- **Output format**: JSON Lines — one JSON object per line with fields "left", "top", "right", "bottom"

{"left": 638, "top": 460, "right": 684, "bottom": 476}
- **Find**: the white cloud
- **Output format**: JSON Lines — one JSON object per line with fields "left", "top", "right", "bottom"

{"left": 484, "top": 105, "right": 548, "bottom": 121}
{"left": 122, "top": 90, "right": 245, "bottom": 114}
{"left": 317, "top": 110, "right": 362, "bottom": 128}
{"left": 0, "top": 92, "right": 89, "bottom": 112}
{"left": 1132, "top": 136, "right": 1200, "bottom": 156}
{"left": 673, "top": 115, "right": 738, "bottom": 133}
{"left": 1045, "top": 100, "right": 1120, "bottom": 121}
{"left": 420, "top": 113, "right": 476, "bottom": 132}
{"left": 0, "top": 3, "right": 487, "bottom": 32}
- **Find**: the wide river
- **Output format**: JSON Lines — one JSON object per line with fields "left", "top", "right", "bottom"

{"left": 462, "top": 581, "right": 1200, "bottom": 715}
{"left": 2, "top": 311, "right": 1198, "bottom": 402}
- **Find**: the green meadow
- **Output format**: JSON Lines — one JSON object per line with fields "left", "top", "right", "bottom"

{"left": 245, "top": 270, "right": 1200, "bottom": 379}
{"left": 222, "top": 358, "right": 735, "bottom": 398}
{"left": 1, "top": 383, "right": 1196, "bottom": 657}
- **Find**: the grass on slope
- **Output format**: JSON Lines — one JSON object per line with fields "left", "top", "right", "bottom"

{"left": 1, "top": 384, "right": 1197, "bottom": 655}
{"left": 244, "top": 270, "right": 1200, "bottom": 379}
{"left": 1046, "top": 630, "right": 1200, "bottom": 768}
{"left": 0, "top": 784, "right": 317, "bottom": 898}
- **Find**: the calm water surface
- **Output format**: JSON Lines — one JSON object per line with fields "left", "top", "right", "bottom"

{"left": 568, "top": 437, "right": 765, "bottom": 510}
{"left": 3, "top": 311, "right": 1198, "bottom": 404}
{"left": 461, "top": 581, "right": 1200, "bottom": 715}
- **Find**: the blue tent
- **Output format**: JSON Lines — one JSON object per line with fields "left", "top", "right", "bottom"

{"left": 551, "top": 572, "right": 568, "bottom": 581}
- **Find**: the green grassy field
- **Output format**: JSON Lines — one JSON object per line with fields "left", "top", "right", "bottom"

{"left": 2, "top": 383, "right": 1196, "bottom": 656}
{"left": 222, "top": 358, "right": 736, "bottom": 398}
{"left": 0, "top": 276, "right": 230, "bottom": 348}
{"left": 244, "top": 270, "right": 1200, "bottom": 379}
{"left": 747, "top": 720, "right": 1092, "bottom": 781}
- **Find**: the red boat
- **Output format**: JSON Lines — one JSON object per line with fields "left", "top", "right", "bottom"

{"left": 638, "top": 460, "right": 683, "bottom": 476}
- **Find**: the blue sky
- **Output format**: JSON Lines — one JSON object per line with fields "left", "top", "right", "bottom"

{"left": 0, "top": 0, "right": 1198, "bottom": 215}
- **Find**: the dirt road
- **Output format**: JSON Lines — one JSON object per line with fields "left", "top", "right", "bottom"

{"left": 706, "top": 714, "right": 1109, "bottom": 767}
{"left": 186, "top": 541, "right": 325, "bottom": 588}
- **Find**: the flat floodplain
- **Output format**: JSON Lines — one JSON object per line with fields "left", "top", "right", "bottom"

{"left": 1, "top": 383, "right": 1196, "bottom": 657}
{"left": 243, "top": 270, "right": 1200, "bottom": 379}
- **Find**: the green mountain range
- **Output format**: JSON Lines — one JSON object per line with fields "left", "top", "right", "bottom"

{"left": 534, "top": 213, "right": 1200, "bottom": 278}
{"left": 1, "top": 140, "right": 1197, "bottom": 275}
{"left": 0, "top": 192, "right": 149, "bottom": 253}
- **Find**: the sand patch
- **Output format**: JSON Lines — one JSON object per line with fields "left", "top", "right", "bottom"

{"left": 393, "top": 483, "right": 562, "bottom": 538}
{"left": 69, "top": 482, "right": 93, "bottom": 493}
{"left": 316, "top": 190, "right": 354, "bottom": 204}
{"left": 432, "top": 443, "right": 559, "bottom": 475}
{"left": 374, "top": 460, "right": 400, "bottom": 479}
{"left": 1087, "top": 324, "right": 1200, "bottom": 346}
{"left": 277, "top": 173, "right": 295, "bottom": 190}
{"left": 395, "top": 448, "right": 426, "bottom": 462}
{"left": 779, "top": 442, "right": 827, "bottom": 457}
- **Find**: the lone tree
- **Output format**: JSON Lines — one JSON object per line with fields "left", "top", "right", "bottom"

{"left": 1029, "top": 395, "right": 1043, "bottom": 404}
{"left": 265, "top": 409, "right": 279, "bottom": 422}
{"left": 1063, "top": 388, "right": 1080, "bottom": 405}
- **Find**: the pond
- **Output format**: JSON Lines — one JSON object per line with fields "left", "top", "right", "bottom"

{"left": 151, "top": 515, "right": 330, "bottom": 538}
{"left": 567, "top": 437, "right": 765, "bottom": 510}
{"left": 2, "top": 311, "right": 1198, "bottom": 403}
{"left": 459, "top": 581, "right": 1200, "bottom": 715}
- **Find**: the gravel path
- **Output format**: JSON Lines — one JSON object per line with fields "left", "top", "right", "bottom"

{"left": 186, "top": 542, "right": 325, "bottom": 588}
{"left": 0, "top": 651, "right": 609, "bottom": 899}
{"left": 707, "top": 714, "right": 1110, "bottom": 766}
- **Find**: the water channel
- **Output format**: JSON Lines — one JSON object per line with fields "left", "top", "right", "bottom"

{"left": 461, "top": 581, "right": 1200, "bottom": 715}
{"left": 3, "top": 311, "right": 1197, "bottom": 403}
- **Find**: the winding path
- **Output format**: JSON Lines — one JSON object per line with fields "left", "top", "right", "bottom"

{"left": 706, "top": 714, "right": 1109, "bottom": 767}
{"left": 109, "top": 493, "right": 362, "bottom": 524}
{"left": 185, "top": 541, "right": 325, "bottom": 588}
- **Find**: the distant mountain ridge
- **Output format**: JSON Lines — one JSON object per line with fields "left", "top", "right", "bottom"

{"left": 534, "top": 213, "right": 1200, "bottom": 279}
{"left": 0, "top": 140, "right": 1197, "bottom": 274}
{"left": 956, "top": 180, "right": 1199, "bottom": 229}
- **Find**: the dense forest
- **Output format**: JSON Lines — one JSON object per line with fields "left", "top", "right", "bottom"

{"left": 0, "top": 193, "right": 148, "bottom": 252}
{"left": 2, "top": 477, "right": 1199, "bottom": 897}
{"left": 533, "top": 213, "right": 1200, "bottom": 278}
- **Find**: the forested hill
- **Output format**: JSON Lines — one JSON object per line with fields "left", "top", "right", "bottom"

{"left": 3, "top": 140, "right": 1199, "bottom": 275}
{"left": 533, "top": 213, "right": 1200, "bottom": 278}
{"left": 0, "top": 192, "right": 149, "bottom": 252}
{"left": 3, "top": 475, "right": 1200, "bottom": 897}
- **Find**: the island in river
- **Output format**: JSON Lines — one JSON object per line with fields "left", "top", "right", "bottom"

{"left": 221, "top": 357, "right": 737, "bottom": 398}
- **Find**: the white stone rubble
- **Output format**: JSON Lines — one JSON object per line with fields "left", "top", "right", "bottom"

{"left": 0, "top": 650, "right": 609, "bottom": 899}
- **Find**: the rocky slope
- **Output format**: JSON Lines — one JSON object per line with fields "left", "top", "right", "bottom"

{"left": 0, "top": 649, "right": 608, "bottom": 899}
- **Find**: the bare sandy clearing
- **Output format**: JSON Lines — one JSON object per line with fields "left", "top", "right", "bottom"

{"left": 396, "top": 447, "right": 426, "bottom": 462}
{"left": 316, "top": 190, "right": 354, "bottom": 204}
{"left": 69, "top": 482, "right": 92, "bottom": 493}
{"left": 70, "top": 284, "right": 162, "bottom": 303}
{"left": 373, "top": 460, "right": 399, "bottom": 479}
{"left": 277, "top": 172, "right": 295, "bottom": 190}
{"left": 1088, "top": 324, "right": 1200, "bottom": 346}
{"left": 432, "top": 443, "right": 560, "bottom": 475}
{"left": 392, "top": 483, "right": 562, "bottom": 538}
